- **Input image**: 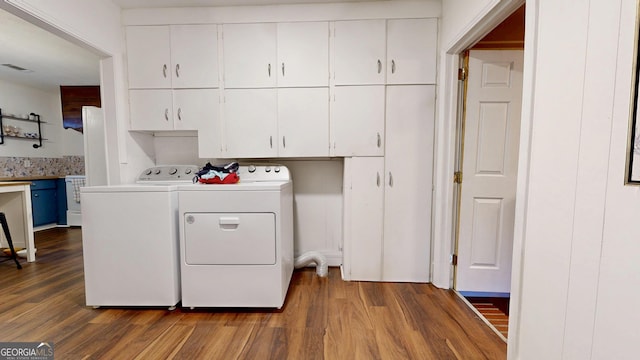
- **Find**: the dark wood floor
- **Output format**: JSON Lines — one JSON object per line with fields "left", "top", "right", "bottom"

{"left": 0, "top": 228, "right": 506, "bottom": 359}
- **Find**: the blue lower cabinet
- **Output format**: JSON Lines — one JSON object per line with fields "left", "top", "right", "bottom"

{"left": 30, "top": 180, "right": 58, "bottom": 227}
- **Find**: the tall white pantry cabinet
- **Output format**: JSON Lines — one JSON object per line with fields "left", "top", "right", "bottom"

{"left": 339, "top": 19, "right": 437, "bottom": 282}
{"left": 124, "top": 17, "right": 437, "bottom": 282}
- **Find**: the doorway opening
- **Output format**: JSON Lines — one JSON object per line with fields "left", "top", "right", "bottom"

{"left": 452, "top": 4, "right": 525, "bottom": 341}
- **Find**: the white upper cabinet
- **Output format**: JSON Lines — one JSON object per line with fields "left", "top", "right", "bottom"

{"left": 223, "top": 23, "right": 277, "bottom": 89}
{"left": 170, "top": 25, "right": 219, "bottom": 88}
{"left": 126, "top": 26, "right": 172, "bottom": 89}
{"left": 386, "top": 19, "right": 438, "bottom": 85}
{"left": 129, "top": 89, "right": 219, "bottom": 133}
{"left": 129, "top": 90, "right": 174, "bottom": 131}
{"left": 223, "top": 22, "right": 329, "bottom": 88}
{"left": 331, "top": 86, "right": 385, "bottom": 156}
{"left": 126, "top": 25, "right": 219, "bottom": 89}
{"left": 224, "top": 89, "right": 278, "bottom": 158}
{"left": 333, "top": 18, "right": 438, "bottom": 85}
{"left": 333, "top": 20, "right": 386, "bottom": 85}
{"left": 277, "top": 22, "right": 329, "bottom": 87}
{"left": 223, "top": 88, "right": 329, "bottom": 158}
{"left": 278, "top": 88, "right": 329, "bottom": 157}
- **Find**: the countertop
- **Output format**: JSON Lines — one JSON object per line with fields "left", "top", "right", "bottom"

{"left": 0, "top": 181, "right": 33, "bottom": 187}
{"left": 0, "top": 176, "right": 66, "bottom": 182}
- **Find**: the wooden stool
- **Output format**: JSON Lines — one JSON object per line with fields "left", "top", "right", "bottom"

{"left": 0, "top": 212, "right": 22, "bottom": 269}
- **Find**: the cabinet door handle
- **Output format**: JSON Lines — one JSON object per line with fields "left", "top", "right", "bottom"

{"left": 175, "top": 63, "right": 180, "bottom": 78}
{"left": 377, "top": 59, "right": 382, "bottom": 74}
{"left": 268, "top": 63, "right": 271, "bottom": 77}
{"left": 177, "top": 108, "right": 182, "bottom": 121}
{"left": 282, "top": 136, "right": 286, "bottom": 148}
{"left": 389, "top": 172, "right": 393, "bottom": 187}
{"left": 391, "top": 60, "right": 396, "bottom": 74}
{"left": 164, "top": 109, "right": 169, "bottom": 121}
{"left": 162, "top": 64, "right": 167, "bottom": 78}
{"left": 270, "top": 135, "right": 273, "bottom": 148}
{"left": 377, "top": 133, "right": 381, "bottom": 148}
{"left": 376, "top": 172, "right": 380, "bottom": 187}
{"left": 282, "top": 63, "right": 285, "bottom": 76}
{"left": 33, "top": 193, "right": 39, "bottom": 198}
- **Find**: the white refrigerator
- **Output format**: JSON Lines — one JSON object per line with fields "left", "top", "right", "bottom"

{"left": 82, "top": 106, "right": 108, "bottom": 187}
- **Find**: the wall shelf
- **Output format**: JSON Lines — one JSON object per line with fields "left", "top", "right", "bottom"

{"left": 0, "top": 108, "right": 46, "bottom": 148}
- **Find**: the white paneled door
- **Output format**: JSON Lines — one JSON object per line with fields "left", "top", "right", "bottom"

{"left": 456, "top": 50, "right": 524, "bottom": 294}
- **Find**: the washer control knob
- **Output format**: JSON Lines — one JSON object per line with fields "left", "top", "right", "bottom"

{"left": 169, "top": 168, "right": 178, "bottom": 175}
{"left": 248, "top": 165, "right": 256, "bottom": 173}
{"left": 145, "top": 169, "right": 152, "bottom": 175}
{"left": 274, "top": 166, "right": 280, "bottom": 173}
{"left": 185, "top": 168, "right": 193, "bottom": 175}
{"left": 265, "top": 166, "right": 271, "bottom": 173}
{"left": 154, "top": 169, "right": 161, "bottom": 175}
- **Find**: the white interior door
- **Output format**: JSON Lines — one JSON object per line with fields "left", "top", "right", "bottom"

{"left": 456, "top": 50, "right": 524, "bottom": 295}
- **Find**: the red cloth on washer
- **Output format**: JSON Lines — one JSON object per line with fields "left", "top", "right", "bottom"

{"left": 197, "top": 172, "right": 239, "bottom": 184}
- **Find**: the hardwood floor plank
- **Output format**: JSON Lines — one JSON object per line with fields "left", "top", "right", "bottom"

{"left": 0, "top": 228, "right": 507, "bottom": 359}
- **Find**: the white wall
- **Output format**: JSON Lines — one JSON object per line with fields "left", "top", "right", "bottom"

{"left": 440, "top": 0, "right": 497, "bottom": 49}
{"left": 512, "top": 0, "right": 640, "bottom": 358}
{"left": 0, "top": 78, "right": 83, "bottom": 157}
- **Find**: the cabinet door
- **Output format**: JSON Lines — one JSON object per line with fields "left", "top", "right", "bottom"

{"left": 333, "top": 20, "right": 386, "bottom": 85}
{"left": 223, "top": 23, "right": 277, "bottom": 88}
{"left": 171, "top": 25, "right": 219, "bottom": 88}
{"left": 382, "top": 85, "right": 435, "bottom": 282}
{"left": 173, "top": 89, "right": 218, "bottom": 131}
{"left": 278, "top": 88, "right": 329, "bottom": 157}
{"left": 129, "top": 90, "right": 174, "bottom": 131}
{"left": 387, "top": 19, "right": 438, "bottom": 85}
{"left": 343, "top": 157, "right": 384, "bottom": 281}
{"left": 331, "top": 86, "right": 385, "bottom": 156}
{"left": 32, "top": 188, "right": 57, "bottom": 227}
{"left": 277, "top": 22, "right": 329, "bottom": 87}
{"left": 223, "top": 89, "right": 277, "bottom": 158}
{"left": 126, "top": 26, "right": 172, "bottom": 89}
{"left": 173, "top": 89, "right": 223, "bottom": 158}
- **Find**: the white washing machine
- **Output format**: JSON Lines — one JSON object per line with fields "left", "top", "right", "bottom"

{"left": 80, "top": 165, "right": 198, "bottom": 309}
{"left": 178, "top": 164, "right": 293, "bottom": 309}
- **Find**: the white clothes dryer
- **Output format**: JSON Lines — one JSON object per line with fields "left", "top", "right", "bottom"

{"left": 177, "top": 164, "right": 293, "bottom": 309}
{"left": 80, "top": 165, "right": 198, "bottom": 309}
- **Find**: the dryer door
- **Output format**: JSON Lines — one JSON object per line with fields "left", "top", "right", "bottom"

{"left": 184, "top": 212, "right": 276, "bottom": 265}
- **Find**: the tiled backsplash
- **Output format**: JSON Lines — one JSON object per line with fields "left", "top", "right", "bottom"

{"left": 0, "top": 156, "right": 84, "bottom": 177}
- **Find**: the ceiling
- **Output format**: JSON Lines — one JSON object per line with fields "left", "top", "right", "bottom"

{"left": 0, "top": 0, "right": 392, "bottom": 92}
{"left": 0, "top": 8, "right": 101, "bottom": 92}
{"left": 112, "top": 0, "right": 382, "bottom": 8}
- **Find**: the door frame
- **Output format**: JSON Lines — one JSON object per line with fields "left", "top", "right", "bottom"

{"left": 431, "top": 0, "right": 534, "bottom": 357}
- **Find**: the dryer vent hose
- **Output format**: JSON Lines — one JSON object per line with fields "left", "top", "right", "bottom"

{"left": 294, "top": 251, "right": 328, "bottom": 277}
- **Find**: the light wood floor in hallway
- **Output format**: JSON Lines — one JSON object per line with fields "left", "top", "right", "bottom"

{"left": 0, "top": 228, "right": 506, "bottom": 359}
